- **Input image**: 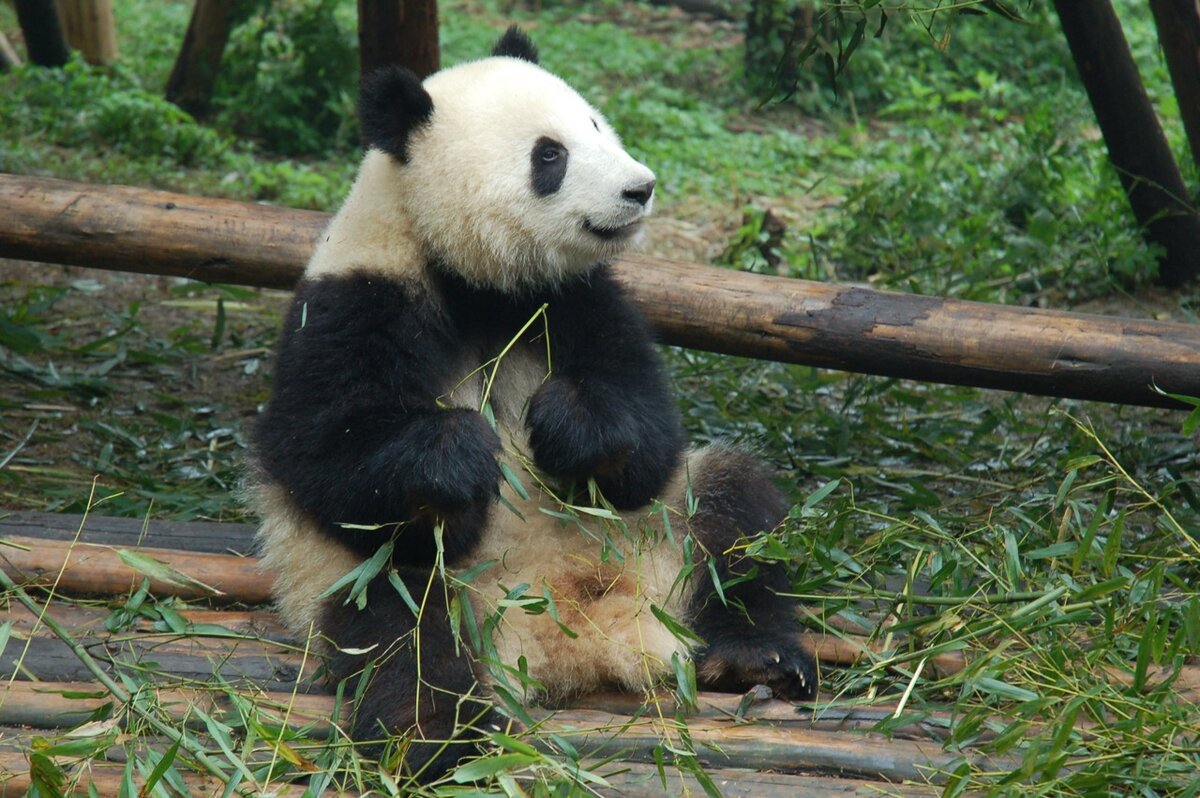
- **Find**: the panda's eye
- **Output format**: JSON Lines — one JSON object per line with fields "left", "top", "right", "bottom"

{"left": 531, "top": 136, "right": 569, "bottom": 197}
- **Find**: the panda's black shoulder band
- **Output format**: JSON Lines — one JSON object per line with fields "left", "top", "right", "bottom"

{"left": 492, "top": 26, "right": 539, "bottom": 64}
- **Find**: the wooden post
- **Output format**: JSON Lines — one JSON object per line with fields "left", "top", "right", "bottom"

{"left": 1150, "top": 0, "right": 1200, "bottom": 171}
{"left": 3, "top": 173, "right": 1200, "bottom": 411}
{"left": 55, "top": 0, "right": 118, "bottom": 65}
{"left": 1053, "top": 0, "right": 1200, "bottom": 287}
{"left": 14, "top": 0, "right": 70, "bottom": 67}
{"left": 165, "top": 0, "right": 236, "bottom": 119}
{"left": 0, "top": 32, "right": 23, "bottom": 69}
{"left": 357, "top": 0, "right": 439, "bottom": 80}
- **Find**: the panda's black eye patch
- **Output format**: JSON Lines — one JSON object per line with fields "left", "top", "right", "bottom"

{"left": 531, "top": 136, "right": 568, "bottom": 197}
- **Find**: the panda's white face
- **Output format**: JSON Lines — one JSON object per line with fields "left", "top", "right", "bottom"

{"left": 399, "top": 57, "right": 657, "bottom": 291}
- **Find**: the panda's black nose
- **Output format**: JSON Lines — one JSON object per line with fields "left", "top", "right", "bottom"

{"left": 622, "top": 180, "right": 656, "bottom": 207}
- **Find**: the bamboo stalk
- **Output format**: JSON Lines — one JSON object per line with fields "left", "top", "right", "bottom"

{"left": 3, "top": 173, "right": 1200, "bottom": 409}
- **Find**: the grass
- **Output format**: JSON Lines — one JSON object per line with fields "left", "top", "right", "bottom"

{"left": 2, "top": 0, "right": 1200, "bottom": 795}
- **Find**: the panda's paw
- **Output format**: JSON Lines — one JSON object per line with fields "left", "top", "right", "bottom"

{"left": 400, "top": 409, "right": 502, "bottom": 510}
{"left": 526, "top": 377, "right": 635, "bottom": 480}
{"left": 694, "top": 633, "right": 819, "bottom": 702}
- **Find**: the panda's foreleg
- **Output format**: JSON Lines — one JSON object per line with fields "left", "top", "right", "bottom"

{"left": 321, "top": 569, "right": 500, "bottom": 781}
{"left": 685, "top": 449, "right": 819, "bottom": 701}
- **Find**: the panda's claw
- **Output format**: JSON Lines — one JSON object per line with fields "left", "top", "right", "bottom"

{"left": 695, "top": 633, "right": 819, "bottom": 702}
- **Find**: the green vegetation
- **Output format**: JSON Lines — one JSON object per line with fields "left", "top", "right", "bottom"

{"left": 2, "top": 0, "right": 1199, "bottom": 795}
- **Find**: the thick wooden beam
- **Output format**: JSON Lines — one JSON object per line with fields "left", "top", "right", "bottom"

{"left": 3, "top": 173, "right": 1200, "bottom": 409}
{"left": 56, "top": 0, "right": 119, "bottom": 65}
{"left": 1054, "top": 0, "right": 1200, "bottom": 287}
{"left": 165, "top": 0, "right": 236, "bottom": 119}
{"left": 1150, "top": 0, "right": 1200, "bottom": 171}
{"left": 357, "top": 0, "right": 439, "bottom": 80}
{"left": 14, "top": 0, "right": 70, "bottom": 66}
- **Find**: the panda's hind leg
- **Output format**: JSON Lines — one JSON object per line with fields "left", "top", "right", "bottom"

{"left": 686, "top": 447, "right": 818, "bottom": 701}
{"left": 321, "top": 570, "right": 500, "bottom": 781}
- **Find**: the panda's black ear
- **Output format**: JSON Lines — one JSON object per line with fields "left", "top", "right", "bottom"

{"left": 492, "top": 25, "right": 539, "bottom": 64}
{"left": 359, "top": 65, "right": 433, "bottom": 163}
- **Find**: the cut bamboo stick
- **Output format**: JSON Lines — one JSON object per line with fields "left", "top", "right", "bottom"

{"left": 3, "top": 173, "right": 1199, "bottom": 409}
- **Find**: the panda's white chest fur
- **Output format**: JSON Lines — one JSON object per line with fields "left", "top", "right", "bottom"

{"left": 439, "top": 344, "right": 692, "bottom": 695}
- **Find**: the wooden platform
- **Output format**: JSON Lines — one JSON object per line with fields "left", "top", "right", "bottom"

{"left": 0, "top": 510, "right": 984, "bottom": 796}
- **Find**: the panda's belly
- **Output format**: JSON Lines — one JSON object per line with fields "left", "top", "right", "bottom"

{"left": 467, "top": 466, "right": 691, "bottom": 697}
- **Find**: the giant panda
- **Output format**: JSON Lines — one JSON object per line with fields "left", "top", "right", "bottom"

{"left": 248, "top": 26, "right": 818, "bottom": 781}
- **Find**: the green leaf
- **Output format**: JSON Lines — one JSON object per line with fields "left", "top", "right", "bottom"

{"left": 140, "top": 738, "right": 181, "bottom": 798}
{"left": 450, "top": 753, "right": 540, "bottom": 783}
{"left": 116, "top": 549, "right": 224, "bottom": 596}
{"left": 499, "top": 461, "right": 530, "bottom": 501}
{"left": 386, "top": 569, "right": 421, "bottom": 617}
{"left": 650, "top": 603, "right": 703, "bottom": 644}
{"left": 802, "top": 479, "right": 841, "bottom": 513}
{"left": 975, "top": 677, "right": 1038, "bottom": 703}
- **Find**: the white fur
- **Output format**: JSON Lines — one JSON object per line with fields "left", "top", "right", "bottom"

{"left": 305, "top": 56, "right": 655, "bottom": 290}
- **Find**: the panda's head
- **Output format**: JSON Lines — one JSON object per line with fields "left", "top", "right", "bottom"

{"left": 358, "top": 27, "right": 656, "bottom": 292}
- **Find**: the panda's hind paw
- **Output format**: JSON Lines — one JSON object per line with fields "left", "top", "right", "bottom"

{"left": 694, "top": 634, "right": 819, "bottom": 702}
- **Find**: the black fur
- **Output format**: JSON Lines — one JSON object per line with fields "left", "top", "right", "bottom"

{"left": 253, "top": 273, "right": 501, "bottom": 565}
{"left": 491, "top": 25, "right": 539, "bottom": 63}
{"left": 531, "top": 136, "right": 568, "bottom": 197}
{"left": 687, "top": 450, "right": 819, "bottom": 701}
{"left": 323, "top": 573, "right": 501, "bottom": 780}
{"left": 519, "top": 266, "right": 684, "bottom": 508}
{"left": 359, "top": 65, "right": 434, "bottom": 162}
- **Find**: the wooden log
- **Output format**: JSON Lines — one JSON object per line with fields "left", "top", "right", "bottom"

{"left": 0, "top": 725, "right": 939, "bottom": 798}
{"left": 3, "top": 174, "right": 1200, "bottom": 409}
{"left": 165, "top": 0, "right": 236, "bottom": 119}
{"left": 1054, "top": 0, "right": 1200, "bottom": 287}
{"left": 0, "top": 682, "right": 969, "bottom": 787}
{"left": 357, "top": 0, "right": 439, "bottom": 80}
{"left": 0, "top": 535, "right": 270, "bottom": 603}
{"left": 55, "top": 0, "right": 118, "bottom": 65}
{"left": 0, "top": 735, "right": 322, "bottom": 797}
{"left": 1150, "top": 0, "right": 1200, "bottom": 170}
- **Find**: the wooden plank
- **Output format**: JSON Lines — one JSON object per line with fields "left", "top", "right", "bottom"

{"left": 0, "top": 510, "right": 256, "bottom": 555}
{"left": 3, "top": 173, "right": 1200, "bottom": 409}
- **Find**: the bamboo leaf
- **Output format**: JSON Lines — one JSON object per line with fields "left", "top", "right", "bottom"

{"left": 116, "top": 549, "right": 224, "bottom": 596}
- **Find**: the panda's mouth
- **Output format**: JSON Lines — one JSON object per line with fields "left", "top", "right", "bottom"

{"left": 584, "top": 218, "right": 642, "bottom": 241}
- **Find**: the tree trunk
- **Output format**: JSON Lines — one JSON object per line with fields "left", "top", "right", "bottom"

{"left": 165, "top": 0, "right": 236, "bottom": 119}
{"left": 357, "top": 0, "right": 439, "bottom": 80}
{"left": 56, "top": 0, "right": 118, "bottom": 65}
{"left": 1150, "top": 0, "right": 1200, "bottom": 172}
{"left": 14, "top": 0, "right": 70, "bottom": 67}
{"left": 1053, "top": 0, "right": 1200, "bottom": 287}
{"left": 4, "top": 173, "right": 1200, "bottom": 411}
